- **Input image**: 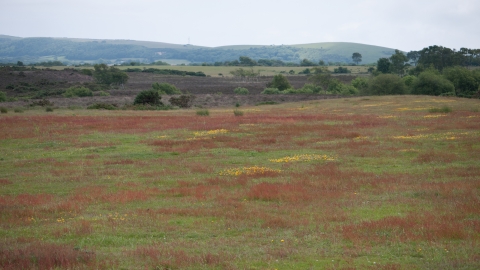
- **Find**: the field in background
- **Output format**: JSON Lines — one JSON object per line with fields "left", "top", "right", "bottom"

{"left": 60, "top": 65, "right": 370, "bottom": 77}
{"left": 1, "top": 96, "right": 479, "bottom": 269}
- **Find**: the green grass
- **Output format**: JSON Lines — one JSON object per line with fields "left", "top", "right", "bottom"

{"left": 0, "top": 96, "right": 479, "bottom": 269}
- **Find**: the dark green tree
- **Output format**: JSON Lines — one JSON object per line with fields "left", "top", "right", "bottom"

{"left": 267, "top": 74, "right": 292, "bottom": 91}
{"left": 239, "top": 56, "right": 257, "bottom": 66}
{"left": 134, "top": 90, "right": 162, "bottom": 105}
{"left": 352, "top": 52, "right": 362, "bottom": 65}
{"left": 443, "top": 66, "right": 480, "bottom": 97}
{"left": 389, "top": 50, "right": 409, "bottom": 75}
{"left": 406, "top": 51, "right": 420, "bottom": 66}
{"left": 300, "top": 59, "right": 317, "bottom": 66}
{"left": 376, "top": 58, "right": 391, "bottom": 74}
{"left": 93, "top": 64, "right": 129, "bottom": 86}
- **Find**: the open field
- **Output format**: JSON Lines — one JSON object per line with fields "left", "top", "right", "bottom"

{"left": 1, "top": 96, "right": 480, "bottom": 269}
{"left": 39, "top": 65, "right": 371, "bottom": 76}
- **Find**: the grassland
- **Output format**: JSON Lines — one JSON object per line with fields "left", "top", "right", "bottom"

{"left": 1, "top": 96, "right": 479, "bottom": 269}
{"left": 63, "top": 65, "right": 370, "bottom": 77}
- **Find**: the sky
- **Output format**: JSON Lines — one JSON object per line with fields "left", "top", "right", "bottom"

{"left": 1, "top": 0, "right": 479, "bottom": 51}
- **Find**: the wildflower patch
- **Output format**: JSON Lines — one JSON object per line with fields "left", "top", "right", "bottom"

{"left": 219, "top": 166, "right": 281, "bottom": 176}
{"left": 269, "top": 154, "right": 335, "bottom": 163}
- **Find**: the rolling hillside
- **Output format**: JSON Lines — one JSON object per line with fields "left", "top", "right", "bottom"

{"left": 0, "top": 35, "right": 398, "bottom": 65}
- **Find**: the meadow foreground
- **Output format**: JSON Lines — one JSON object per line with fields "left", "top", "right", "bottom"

{"left": 0, "top": 96, "right": 479, "bottom": 269}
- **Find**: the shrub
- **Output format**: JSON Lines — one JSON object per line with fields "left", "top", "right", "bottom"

{"left": 152, "top": 82, "right": 182, "bottom": 95}
{"left": 442, "top": 66, "right": 480, "bottom": 98}
{"left": 134, "top": 90, "right": 162, "bottom": 106}
{"left": 0, "top": 91, "right": 6, "bottom": 102}
{"left": 87, "top": 103, "right": 117, "bottom": 110}
{"left": 351, "top": 77, "right": 369, "bottom": 92}
{"left": 333, "top": 66, "right": 351, "bottom": 73}
{"left": 368, "top": 74, "right": 407, "bottom": 95}
{"left": 0, "top": 107, "right": 7, "bottom": 113}
{"left": 234, "top": 87, "right": 249, "bottom": 95}
{"left": 80, "top": 69, "right": 93, "bottom": 76}
{"left": 196, "top": 109, "right": 210, "bottom": 116}
{"left": 45, "top": 107, "right": 54, "bottom": 112}
{"left": 29, "top": 99, "right": 54, "bottom": 107}
{"left": 256, "top": 101, "right": 278, "bottom": 106}
{"left": 233, "top": 109, "right": 244, "bottom": 116}
{"left": 14, "top": 107, "right": 24, "bottom": 113}
{"left": 5, "top": 84, "right": 15, "bottom": 90}
{"left": 169, "top": 95, "right": 195, "bottom": 108}
{"left": 261, "top": 88, "right": 280, "bottom": 94}
{"left": 63, "top": 86, "right": 93, "bottom": 98}
{"left": 282, "top": 88, "right": 313, "bottom": 94}
{"left": 266, "top": 74, "right": 292, "bottom": 91}
{"left": 411, "top": 71, "right": 455, "bottom": 96}
{"left": 93, "top": 90, "right": 110, "bottom": 96}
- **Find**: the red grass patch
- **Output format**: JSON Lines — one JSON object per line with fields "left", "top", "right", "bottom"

{"left": 0, "top": 179, "right": 12, "bottom": 185}
{"left": 0, "top": 241, "right": 96, "bottom": 269}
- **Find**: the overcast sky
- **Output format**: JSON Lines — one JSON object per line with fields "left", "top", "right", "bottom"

{"left": 1, "top": 0, "right": 479, "bottom": 51}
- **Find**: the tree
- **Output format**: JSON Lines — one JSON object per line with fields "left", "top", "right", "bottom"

{"left": 93, "top": 64, "right": 128, "bottom": 86}
{"left": 300, "top": 59, "right": 317, "bottom": 66}
{"left": 17, "top": 61, "right": 24, "bottom": 66}
{"left": 239, "top": 56, "right": 257, "bottom": 66}
{"left": 352, "top": 52, "right": 362, "bottom": 65}
{"left": 442, "top": 66, "right": 480, "bottom": 98}
{"left": 134, "top": 90, "right": 162, "bottom": 106}
{"left": 389, "top": 50, "right": 409, "bottom": 75}
{"left": 266, "top": 74, "right": 292, "bottom": 91}
{"left": 376, "top": 58, "right": 391, "bottom": 74}
{"left": 406, "top": 51, "right": 420, "bottom": 66}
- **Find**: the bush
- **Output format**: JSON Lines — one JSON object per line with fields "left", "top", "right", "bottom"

{"left": 333, "top": 66, "right": 351, "bottom": 73}
{"left": 411, "top": 71, "right": 455, "bottom": 96}
{"left": 29, "top": 99, "right": 54, "bottom": 107}
{"left": 93, "top": 90, "right": 110, "bottom": 96}
{"left": 169, "top": 95, "right": 195, "bottom": 108}
{"left": 87, "top": 103, "right": 117, "bottom": 110}
{"left": 300, "top": 84, "right": 322, "bottom": 94}
{"left": 152, "top": 82, "right": 182, "bottom": 95}
{"left": 282, "top": 88, "right": 313, "bottom": 94}
{"left": 196, "top": 109, "right": 210, "bottom": 116}
{"left": 351, "top": 77, "right": 369, "bottom": 92}
{"left": 261, "top": 88, "right": 280, "bottom": 94}
{"left": 80, "top": 69, "right": 93, "bottom": 76}
{"left": 0, "top": 91, "right": 6, "bottom": 102}
{"left": 233, "top": 109, "right": 244, "bottom": 116}
{"left": 256, "top": 101, "right": 278, "bottom": 106}
{"left": 45, "top": 107, "right": 54, "bottom": 112}
{"left": 234, "top": 87, "right": 249, "bottom": 95}
{"left": 134, "top": 90, "right": 162, "bottom": 106}
{"left": 368, "top": 74, "right": 407, "bottom": 95}
{"left": 266, "top": 74, "right": 292, "bottom": 91}
{"left": 0, "top": 107, "right": 7, "bottom": 113}
{"left": 442, "top": 66, "right": 480, "bottom": 98}
{"left": 63, "top": 86, "right": 93, "bottom": 98}
{"left": 14, "top": 107, "right": 24, "bottom": 113}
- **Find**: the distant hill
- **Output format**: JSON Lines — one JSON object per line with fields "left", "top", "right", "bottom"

{"left": 0, "top": 35, "right": 398, "bottom": 65}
